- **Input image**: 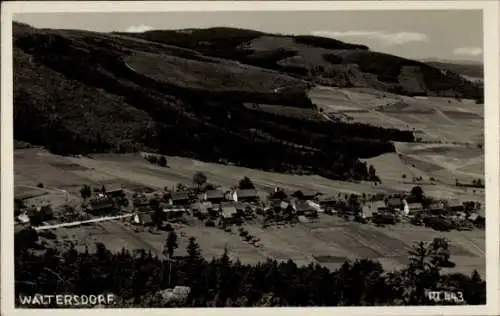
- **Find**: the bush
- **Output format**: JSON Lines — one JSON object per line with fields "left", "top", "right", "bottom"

{"left": 164, "top": 223, "right": 173, "bottom": 231}
{"left": 205, "top": 219, "right": 215, "bottom": 227}
{"left": 158, "top": 155, "right": 167, "bottom": 167}
{"left": 36, "top": 182, "right": 44, "bottom": 188}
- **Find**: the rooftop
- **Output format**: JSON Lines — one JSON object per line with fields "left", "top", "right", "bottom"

{"left": 234, "top": 189, "right": 258, "bottom": 198}
{"left": 171, "top": 191, "right": 190, "bottom": 201}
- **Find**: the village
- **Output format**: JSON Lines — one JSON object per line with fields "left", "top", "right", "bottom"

{"left": 14, "top": 160, "right": 485, "bottom": 243}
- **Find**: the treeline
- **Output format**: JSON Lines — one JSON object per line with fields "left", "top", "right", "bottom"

{"left": 15, "top": 230, "right": 486, "bottom": 307}
{"left": 293, "top": 35, "right": 369, "bottom": 50}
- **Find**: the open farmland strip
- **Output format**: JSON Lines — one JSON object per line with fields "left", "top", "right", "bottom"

{"left": 97, "top": 220, "right": 166, "bottom": 259}
{"left": 311, "top": 226, "right": 382, "bottom": 259}
{"left": 281, "top": 224, "right": 350, "bottom": 258}
{"left": 243, "top": 225, "right": 315, "bottom": 264}
{"left": 350, "top": 224, "right": 410, "bottom": 258}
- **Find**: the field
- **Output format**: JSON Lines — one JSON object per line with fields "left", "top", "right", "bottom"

{"left": 310, "top": 86, "right": 485, "bottom": 204}
{"left": 309, "top": 86, "right": 483, "bottom": 145}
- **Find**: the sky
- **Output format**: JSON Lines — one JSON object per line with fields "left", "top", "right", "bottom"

{"left": 14, "top": 10, "right": 483, "bottom": 62}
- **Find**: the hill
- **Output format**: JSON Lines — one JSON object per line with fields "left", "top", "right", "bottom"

{"left": 13, "top": 22, "right": 482, "bottom": 182}
{"left": 423, "top": 60, "right": 483, "bottom": 81}
{"left": 120, "top": 27, "right": 482, "bottom": 99}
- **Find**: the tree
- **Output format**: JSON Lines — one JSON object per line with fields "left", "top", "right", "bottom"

{"left": 101, "top": 185, "right": 106, "bottom": 193}
{"left": 164, "top": 231, "right": 178, "bottom": 259}
{"left": 291, "top": 190, "right": 304, "bottom": 200}
{"left": 158, "top": 156, "right": 167, "bottom": 167}
{"left": 368, "top": 165, "right": 377, "bottom": 181}
{"left": 14, "top": 227, "right": 39, "bottom": 252}
{"left": 406, "top": 241, "right": 440, "bottom": 304}
{"left": 475, "top": 178, "right": 483, "bottom": 187}
{"left": 193, "top": 172, "right": 207, "bottom": 190}
{"left": 150, "top": 198, "right": 163, "bottom": 229}
{"left": 238, "top": 176, "right": 255, "bottom": 190}
{"left": 186, "top": 237, "right": 203, "bottom": 264}
{"left": 410, "top": 186, "right": 424, "bottom": 201}
{"left": 36, "top": 182, "right": 44, "bottom": 188}
{"left": 429, "top": 237, "right": 453, "bottom": 267}
{"left": 80, "top": 184, "right": 92, "bottom": 199}
{"left": 271, "top": 189, "right": 287, "bottom": 200}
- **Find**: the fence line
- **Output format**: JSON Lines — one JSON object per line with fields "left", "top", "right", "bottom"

{"left": 34, "top": 213, "right": 135, "bottom": 231}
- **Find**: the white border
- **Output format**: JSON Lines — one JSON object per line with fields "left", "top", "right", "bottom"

{"left": 1, "top": 1, "right": 499, "bottom": 316}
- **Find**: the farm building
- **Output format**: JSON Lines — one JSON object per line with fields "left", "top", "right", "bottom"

{"left": 291, "top": 190, "right": 319, "bottom": 201}
{"left": 131, "top": 213, "right": 154, "bottom": 226}
{"left": 18, "top": 205, "right": 55, "bottom": 225}
{"left": 203, "top": 190, "right": 226, "bottom": 203}
{"left": 16, "top": 211, "right": 31, "bottom": 224}
{"left": 448, "top": 203, "right": 465, "bottom": 213}
{"left": 305, "top": 200, "right": 323, "bottom": 213}
{"left": 232, "top": 189, "right": 258, "bottom": 203}
{"left": 133, "top": 194, "right": 150, "bottom": 208}
{"left": 386, "top": 197, "right": 403, "bottom": 211}
{"left": 220, "top": 203, "right": 242, "bottom": 224}
{"left": 86, "top": 197, "right": 115, "bottom": 214}
{"left": 163, "top": 205, "right": 187, "bottom": 218}
{"left": 402, "top": 201, "right": 424, "bottom": 215}
{"left": 105, "top": 188, "right": 126, "bottom": 198}
{"left": 267, "top": 199, "right": 293, "bottom": 214}
{"left": 293, "top": 200, "right": 318, "bottom": 218}
{"left": 361, "top": 204, "right": 377, "bottom": 218}
{"left": 169, "top": 191, "right": 191, "bottom": 206}
{"left": 427, "top": 202, "right": 445, "bottom": 212}
{"left": 463, "top": 201, "right": 480, "bottom": 212}
{"left": 191, "top": 201, "right": 215, "bottom": 215}
{"left": 315, "top": 195, "right": 337, "bottom": 207}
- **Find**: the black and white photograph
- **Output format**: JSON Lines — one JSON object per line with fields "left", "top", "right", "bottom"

{"left": 2, "top": 1, "right": 499, "bottom": 314}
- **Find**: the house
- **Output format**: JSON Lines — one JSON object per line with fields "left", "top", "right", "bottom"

{"left": 298, "top": 215, "right": 309, "bottom": 223}
{"left": 131, "top": 213, "right": 154, "bottom": 226}
{"left": 361, "top": 204, "right": 376, "bottom": 219}
{"left": 386, "top": 198, "right": 403, "bottom": 210}
{"left": 305, "top": 200, "right": 323, "bottom": 213}
{"left": 105, "top": 188, "right": 125, "bottom": 198}
{"left": 402, "top": 201, "right": 423, "bottom": 215}
{"left": 448, "top": 203, "right": 465, "bottom": 213}
{"left": 357, "top": 201, "right": 385, "bottom": 218}
{"left": 370, "top": 200, "right": 387, "bottom": 212}
{"left": 191, "top": 201, "right": 213, "bottom": 215}
{"left": 232, "top": 189, "right": 258, "bottom": 203}
{"left": 268, "top": 199, "right": 284, "bottom": 212}
{"left": 462, "top": 201, "right": 477, "bottom": 212}
{"left": 291, "top": 190, "right": 319, "bottom": 201}
{"left": 86, "top": 197, "right": 115, "bottom": 214}
{"left": 293, "top": 200, "right": 318, "bottom": 218}
{"left": 427, "top": 202, "right": 445, "bottom": 212}
{"left": 315, "top": 195, "right": 337, "bottom": 207}
{"left": 163, "top": 205, "right": 187, "bottom": 218}
{"left": 220, "top": 203, "right": 240, "bottom": 224}
{"left": 203, "top": 190, "right": 226, "bottom": 203}
{"left": 133, "top": 194, "right": 150, "bottom": 208}
{"left": 17, "top": 212, "right": 31, "bottom": 224}
{"left": 169, "top": 191, "right": 191, "bottom": 206}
